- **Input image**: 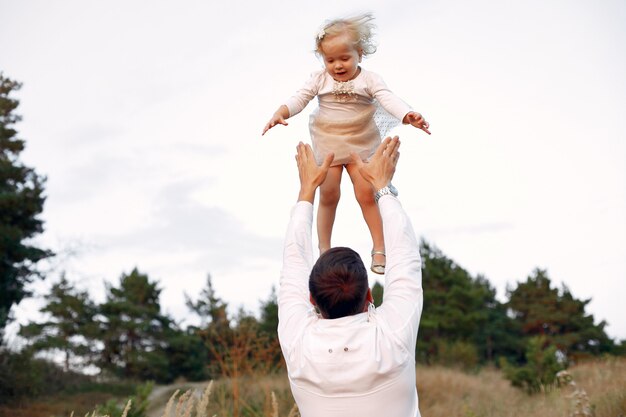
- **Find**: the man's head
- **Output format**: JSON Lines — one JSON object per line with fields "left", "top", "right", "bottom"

{"left": 309, "top": 247, "right": 370, "bottom": 319}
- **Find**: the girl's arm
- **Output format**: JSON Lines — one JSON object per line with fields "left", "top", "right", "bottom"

{"left": 367, "top": 71, "right": 431, "bottom": 135}
{"left": 262, "top": 105, "right": 290, "bottom": 135}
{"left": 262, "top": 71, "right": 324, "bottom": 136}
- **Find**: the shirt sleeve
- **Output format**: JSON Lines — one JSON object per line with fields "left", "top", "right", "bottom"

{"left": 284, "top": 71, "right": 324, "bottom": 117}
{"left": 376, "top": 195, "right": 423, "bottom": 351}
{"left": 366, "top": 72, "right": 413, "bottom": 122}
{"left": 277, "top": 201, "right": 315, "bottom": 350}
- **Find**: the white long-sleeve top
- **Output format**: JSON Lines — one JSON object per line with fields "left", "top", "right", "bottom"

{"left": 278, "top": 195, "right": 423, "bottom": 417}
{"left": 283, "top": 69, "right": 413, "bottom": 166}
{"left": 284, "top": 68, "right": 412, "bottom": 122}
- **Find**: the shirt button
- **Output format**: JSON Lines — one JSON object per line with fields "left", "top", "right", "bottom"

{"left": 344, "top": 347, "right": 349, "bottom": 352}
{"left": 328, "top": 349, "right": 332, "bottom": 353}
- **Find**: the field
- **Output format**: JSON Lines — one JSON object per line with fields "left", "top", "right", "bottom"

{"left": 2, "top": 357, "right": 624, "bottom": 417}
{"left": 146, "top": 356, "right": 626, "bottom": 417}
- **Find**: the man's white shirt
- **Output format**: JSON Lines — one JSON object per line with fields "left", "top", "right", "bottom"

{"left": 278, "top": 195, "right": 423, "bottom": 417}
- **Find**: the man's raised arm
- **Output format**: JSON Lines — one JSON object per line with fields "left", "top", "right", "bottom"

{"left": 277, "top": 144, "right": 333, "bottom": 350}
{"left": 350, "top": 137, "right": 423, "bottom": 350}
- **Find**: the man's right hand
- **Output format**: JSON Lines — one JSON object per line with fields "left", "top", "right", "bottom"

{"left": 350, "top": 136, "right": 401, "bottom": 191}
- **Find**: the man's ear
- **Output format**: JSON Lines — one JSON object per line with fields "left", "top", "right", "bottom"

{"left": 309, "top": 293, "right": 317, "bottom": 306}
{"left": 362, "top": 288, "right": 374, "bottom": 313}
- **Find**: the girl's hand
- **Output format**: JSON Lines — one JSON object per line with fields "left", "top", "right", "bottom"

{"left": 262, "top": 114, "right": 288, "bottom": 135}
{"left": 404, "top": 111, "right": 431, "bottom": 135}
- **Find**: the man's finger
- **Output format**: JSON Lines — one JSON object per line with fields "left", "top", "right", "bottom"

{"left": 304, "top": 143, "right": 316, "bottom": 161}
{"left": 349, "top": 152, "right": 364, "bottom": 168}
{"left": 387, "top": 137, "right": 401, "bottom": 156}
{"left": 321, "top": 153, "right": 334, "bottom": 170}
{"left": 375, "top": 137, "right": 393, "bottom": 157}
{"left": 296, "top": 142, "right": 306, "bottom": 161}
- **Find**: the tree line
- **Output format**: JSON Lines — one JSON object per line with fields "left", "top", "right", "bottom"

{"left": 1, "top": 71, "right": 623, "bottom": 396}
{"left": 12, "top": 251, "right": 623, "bottom": 384}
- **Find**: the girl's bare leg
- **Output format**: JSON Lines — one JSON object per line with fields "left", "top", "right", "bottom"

{"left": 317, "top": 165, "right": 343, "bottom": 254}
{"left": 345, "top": 163, "right": 385, "bottom": 270}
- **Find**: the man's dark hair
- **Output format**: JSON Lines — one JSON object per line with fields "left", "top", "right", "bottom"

{"left": 309, "top": 247, "right": 369, "bottom": 319}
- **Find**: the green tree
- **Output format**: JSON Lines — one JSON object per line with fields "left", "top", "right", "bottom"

{"left": 185, "top": 273, "right": 229, "bottom": 330}
{"left": 258, "top": 285, "right": 278, "bottom": 335}
{"left": 164, "top": 325, "right": 209, "bottom": 382}
{"left": 507, "top": 268, "right": 614, "bottom": 359}
{"left": 0, "top": 73, "right": 52, "bottom": 335}
{"left": 185, "top": 274, "right": 231, "bottom": 379}
{"left": 257, "top": 285, "right": 283, "bottom": 368}
{"left": 371, "top": 280, "right": 383, "bottom": 307}
{"left": 417, "top": 240, "right": 519, "bottom": 365}
{"left": 19, "top": 274, "right": 98, "bottom": 371}
{"left": 471, "top": 275, "right": 523, "bottom": 363}
{"left": 98, "top": 268, "right": 172, "bottom": 382}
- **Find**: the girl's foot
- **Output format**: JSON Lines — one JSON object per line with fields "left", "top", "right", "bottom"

{"left": 371, "top": 250, "right": 386, "bottom": 275}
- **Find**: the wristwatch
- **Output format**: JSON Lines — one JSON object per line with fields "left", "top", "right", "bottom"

{"left": 374, "top": 183, "right": 398, "bottom": 203}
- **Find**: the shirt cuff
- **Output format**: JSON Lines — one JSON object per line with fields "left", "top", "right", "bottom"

{"left": 291, "top": 200, "right": 314, "bottom": 219}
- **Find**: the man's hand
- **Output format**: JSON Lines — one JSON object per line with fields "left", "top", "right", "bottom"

{"left": 296, "top": 142, "right": 334, "bottom": 203}
{"left": 350, "top": 136, "right": 401, "bottom": 191}
{"left": 403, "top": 111, "right": 431, "bottom": 135}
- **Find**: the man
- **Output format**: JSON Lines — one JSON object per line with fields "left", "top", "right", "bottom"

{"left": 278, "top": 136, "right": 423, "bottom": 417}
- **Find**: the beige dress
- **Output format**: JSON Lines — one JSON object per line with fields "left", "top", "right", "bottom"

{"left": 284, "top": 69, "right": 413, "bottom": 166}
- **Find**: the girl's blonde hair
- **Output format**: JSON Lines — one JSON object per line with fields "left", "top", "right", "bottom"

{"left": 315, "top": 13, "right": 377, "bottom": 57}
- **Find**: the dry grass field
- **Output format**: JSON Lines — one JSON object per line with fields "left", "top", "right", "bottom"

{"left": 414, "top": 357, "right": 625, "bottom": 417}
{"left": 144, "top": 356, "right": 625, "bottom": 417}
{"left": 1, "top": 356, "right": 624, "bottom": 417}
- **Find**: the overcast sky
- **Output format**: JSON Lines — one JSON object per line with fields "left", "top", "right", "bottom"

{"left": 1, "top": 0, "right": 625, "bottom": 343}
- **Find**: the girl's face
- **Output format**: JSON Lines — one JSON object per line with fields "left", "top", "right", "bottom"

{"left": 320, "top": 34, "right": 362, "bottom": 82}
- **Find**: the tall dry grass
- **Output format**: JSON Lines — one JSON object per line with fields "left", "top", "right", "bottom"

{"left": 54, "top": 356, "right": 626, "bottom": 417}
{"left": 146, "top": 374, "right": 296, "bottom": 417}
{"left": 416, "top": 356, "right": 625, "bottom": 417}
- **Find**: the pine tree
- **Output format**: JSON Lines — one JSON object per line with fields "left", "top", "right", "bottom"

{"left": 258, "top": 285, "right": 278, "bottom": 336}
{"left": 19, "top": 274, "right": 98, "bottom": 371}
{"left": 98, "top": 268, "right": 172, "bottom": 381}
{"left": 185, "top": 274, "right": 229, "bottom": 330}
{"left": 507, "top": 268, "right": 614, "bottom": 359}
{"left": 0, "top": 73, "right": 52, "bottom": 334}
{"left": 417, "top": 240, "right": 519, "bottom": 365}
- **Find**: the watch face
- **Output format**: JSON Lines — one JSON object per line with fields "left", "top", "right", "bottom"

{"left": 389, "top": 183, "right": 398, "bottom": 196}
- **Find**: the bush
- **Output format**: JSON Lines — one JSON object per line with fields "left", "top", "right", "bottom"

{"left": 501, "top": 336, "right": 565, "bottom": 394}
{"left": 96, "top": 381, "right": 153, "bottom": 417}
{"left": 435, "top": 340, "right": 479, "bottom": 371}
{"left": 0, "top": 349, "right": 92, "bottom": 403}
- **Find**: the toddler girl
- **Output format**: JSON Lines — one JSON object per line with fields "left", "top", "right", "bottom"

{"left": 262, "top": 13, "right": 429, "bottom": 274}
